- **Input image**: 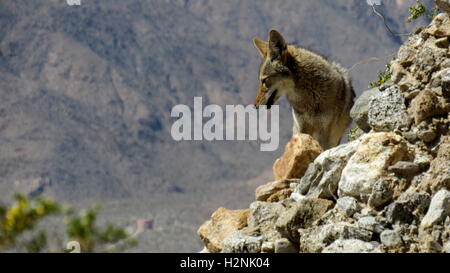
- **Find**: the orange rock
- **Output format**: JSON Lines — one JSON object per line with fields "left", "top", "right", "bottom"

{"left": 255, "top": 179, "right": 292, "bottom": 201}
{"left": 197, "top": 207, "right": 249, "bottom": 253}
{"left": 273, "top": 134, "right": 323, "bottom": 181}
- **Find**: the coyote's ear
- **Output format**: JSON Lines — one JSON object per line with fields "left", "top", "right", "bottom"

{"left": 253, "top": 38, "right": 268, "bottom": 58}
{"left": 268, "top": 29, "right": 287, "bottom": 61}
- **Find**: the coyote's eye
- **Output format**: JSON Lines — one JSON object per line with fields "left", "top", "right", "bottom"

{"left": 261, "top": 78, "right": 270, "bottom": 89}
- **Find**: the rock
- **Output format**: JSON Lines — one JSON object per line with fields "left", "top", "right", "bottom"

{"left": 336, "top": 196, "right": 360, "bottom": 217}
{"left": 272, "top": 134, "right": 323, "bottom": 181}
{"left": 350, "top": 88, "right": 380, "bottom": 132}
{"left": 290, "top": 192, "right": 306, "bottom": 202}
{"left": 444, "top": 242, "right": 450, "bottom": 253}
{"left": 357, "top": 216, "right": 385, "bottom": 234}
{"left": 408, "top": 89, "right": 449, "bottom": 125}
{"left": 338, "top": 132, "right": 410, "bottom": 201}
{"left": 380, "top": 229, "right": 404, "bottom": 248}
{"left": 255, "top": 179, "right": 291, "bottom": 202}
{"left": 197, "top": 207, "right": 250, "bottom": 253}
{"left": 247, "top": 201, "right": 284, "bottom": 234}
{"left": 434, "top": 1, "right": 450, "bottom": 14}
{"left": 295, "top": 140, "right": 360, "bottom": 199}
{"left": 274, "top": 238, "right": 298, "bottom": 253}
{"left": 368, "top": 86, "right": 410, "bottom": 132}
{"left": 261, "top": 241, "right": 274, "bottom": 253}
{"left": 221, "top": 230, "right": 262, "bottom": 253}
{"left": 299, "top": 222, "right": 373, "bottom": 253}
{"left": 322, "top": 239, "right": 381, "bottom": 253}
{"left": 435, "top": 37, "right": 450, "bottom": 48}
{"left": 276, "top": 198, "right": 334, "bottom": 242}
{"left": 388, "top": 161, "right": 421, "bottom": 176}
{"left": 199, "top": 247, "right": 210, "bottom": 253}
{"left": 420, "top": 189, "right": 450, "bottom": 229}
{"left": 440, "top": 69, "right": 450, "bottom": 98}
{"left": 417, "top": 128, "right": 437, "bottom": 143}
{"left": 417, "top": 136, "right": 450, "bottom": 194}
{"left": 266, "top": 188, "right": 293, "bottom": 202}
{"left": 384, "top": 192, "right": 431, "bottom": 225}
{"left": 427, "top": 12, "right": 450, "bottom": 37}
{"left": 367, "top": 177, "right": 395, "bottom": 210}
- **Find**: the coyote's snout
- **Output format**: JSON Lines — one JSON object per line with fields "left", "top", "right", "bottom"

{"left": 252, "top": 29, "right": 355, "bottom": 150}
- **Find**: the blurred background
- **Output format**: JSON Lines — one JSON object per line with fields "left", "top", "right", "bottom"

{"left": 0, "top": 0, "right": 428, "bottom": 252}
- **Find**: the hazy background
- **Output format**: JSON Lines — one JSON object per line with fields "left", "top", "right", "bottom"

{"left": 0, "top": 0, "right": 428, "bottom": 252}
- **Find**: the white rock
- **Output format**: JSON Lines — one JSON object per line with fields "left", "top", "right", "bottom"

{"left": 290, "top": 192, "right": 305, "bottom": 202}
{"left": 357, "top": 216, "right": 385, "bottom": 234}
{"left": 380, "top": 229, "right": 403, "bottom": 248}
{"left": 296, "top": 140, "right": 360, "bottom": 199}
{"left": 336, "top": 196, "right": 360, "bottom": 217}
{"left": 338, "top": 132, "right": 408, "bottom": 201}
{"left": 322, "top": 239, "right": 381, "bottom": 253}
{"left": 420, "top": 190, "right": 450, "bottom": 229}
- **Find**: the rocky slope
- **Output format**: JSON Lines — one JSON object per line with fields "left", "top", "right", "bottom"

{"left": 198, "top": 12, "right": 450, "bottom": 253}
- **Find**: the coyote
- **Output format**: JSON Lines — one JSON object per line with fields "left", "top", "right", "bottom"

{"left": 252, "top": 29, "right": 355, "bottom": 150}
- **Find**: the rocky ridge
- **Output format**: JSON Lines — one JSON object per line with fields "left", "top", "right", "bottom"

{"left": 197, "top": 13, "right": 450, "bottom": 253}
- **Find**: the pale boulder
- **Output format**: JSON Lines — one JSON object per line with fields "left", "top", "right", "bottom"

{"left": 338, "top": 132, "right": 410, "bottom": 201}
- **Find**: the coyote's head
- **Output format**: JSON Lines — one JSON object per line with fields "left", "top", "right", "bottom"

{"left": 252, "top": 29, "right": 294, "bottom": 109}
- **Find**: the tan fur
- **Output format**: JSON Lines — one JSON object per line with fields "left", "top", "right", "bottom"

{"left": 253, "top": 29, "right": 355, "bottom": 150}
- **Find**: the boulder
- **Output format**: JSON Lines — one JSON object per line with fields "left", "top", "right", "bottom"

{"left": 276, "top": 198, "right": 334, "bottom": 242}
{"left": 384, "top": 192, "right": 431, "bottom": 225}
{"left": 368, "top": 86, "right": 410, "bottom": 132}
{"left": 357, "top": 216, "right": 386, "bottom": 234}
{"left": 295, "top": 140, "right": 360, "bottom": 199}
{"left": 273, "top": 134, "right": 323, "bottom": 181}
{"left": 247, "top": 201, "right": 285, "bottom": 234}
{"left": 255, "top": 179, "right": 291, "bottom": 202}
{"left": 388, "top": 161, "right": 421, "bottom": 176}
{"left": 427, "top": 12, "right": 450, "bottom": 37}
{"left": 350, "top": 88, "right": 380, "bottom": 132}
{"left": 420, "top": 189, "right": 450, "bottom": 229}
{"left": 408, "top": 89, "right": 449, "bottom": 125}
{"left": 380, "top": 229, "right": 404, "bottom": 248}
{"left": 336, "top": 196, "right": 360, "bottom": 217}
{"left": 367, "top": 177, "right": 395, "bottom": 210}
{"left": 197, "top": 207, "right": 249, "bottom": 253}
{"left": 338, "top": 132, "right": 410, "bottom": 201}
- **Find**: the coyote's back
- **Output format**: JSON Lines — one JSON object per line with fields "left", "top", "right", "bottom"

{"left": 252, "top": 29, "right": 355, "bottom": 150}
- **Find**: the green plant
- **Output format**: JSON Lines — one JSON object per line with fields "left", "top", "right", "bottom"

{"left": 348, "top": 125, "right": 360, "bottom": 138}
{"left": 407, "top": 0, "right": 427, "bottom": 22}
{"left": 65, "top": 206, "right": 135, "bottom": 252}
{"left": 0, "top": 194, "right": 61, "bottom": 252}
{"left": 369, "top": 60, "right": 393, "bottom": 88}
{"left": 0, "top": 194, "right": 136, "bottom": 253}
{"left": 407, "top": 0, "right": 440, "bottom": 22}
